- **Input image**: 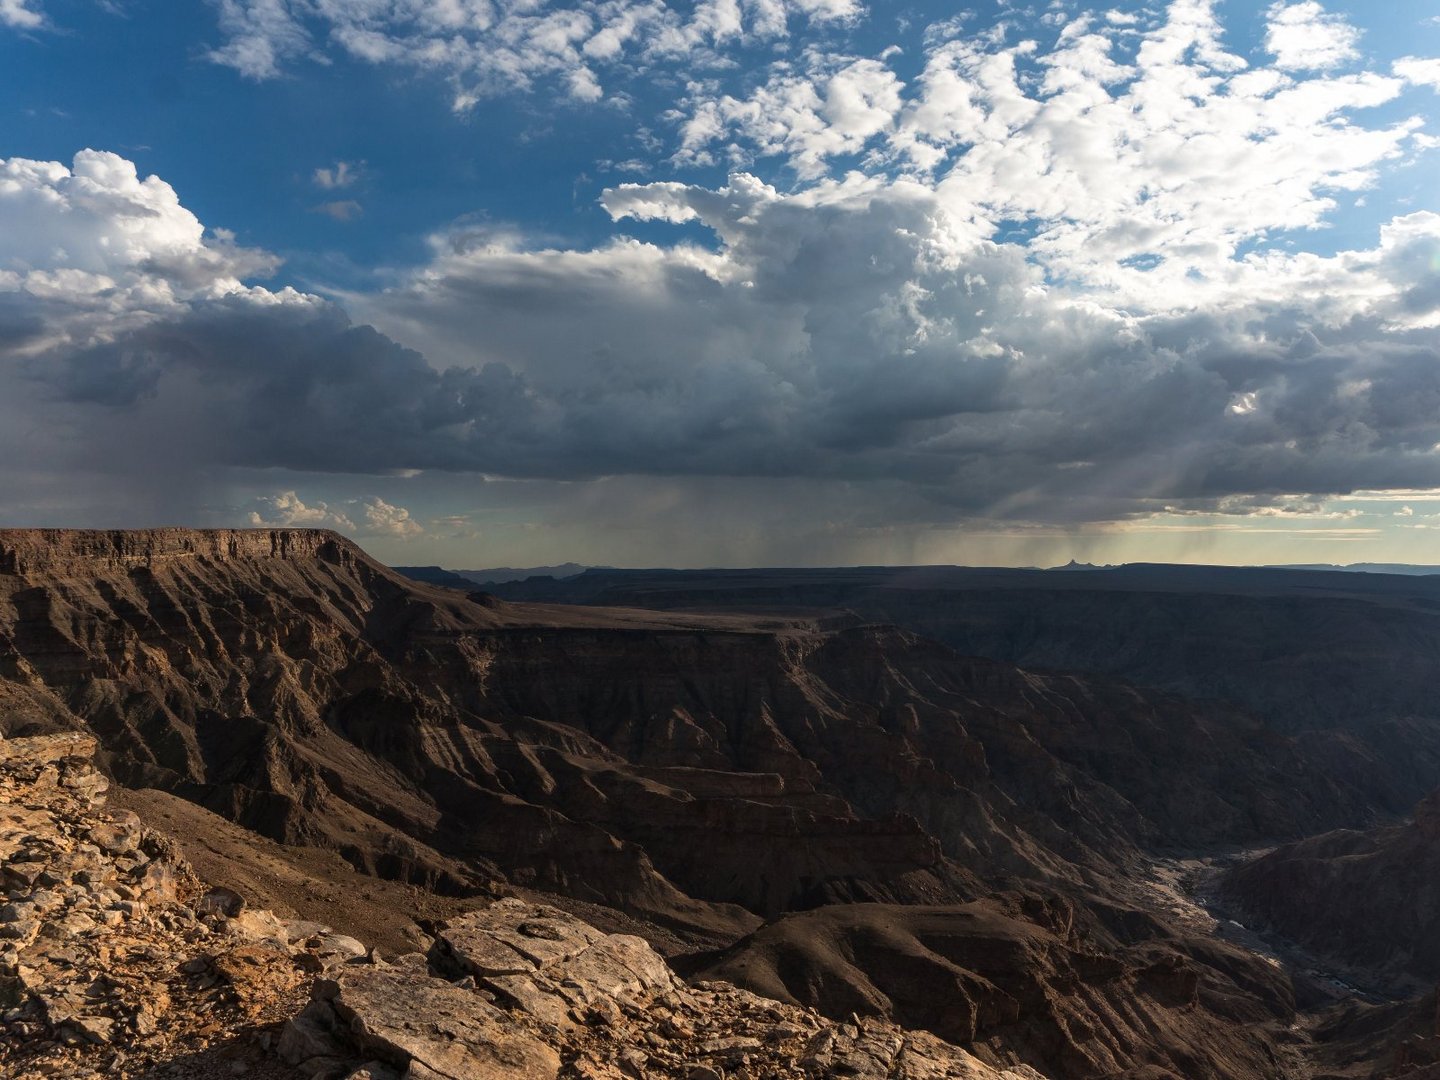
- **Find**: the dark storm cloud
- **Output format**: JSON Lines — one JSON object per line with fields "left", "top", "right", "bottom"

{"left": 4, "top": 164, "right": 1440, "bottom": 528}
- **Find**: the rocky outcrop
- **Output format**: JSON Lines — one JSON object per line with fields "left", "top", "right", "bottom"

{"left": 1, "top": 732, "right": 372, "bottom": 1079}
{"left": 282, "top": 898, "right": 1048, "bottom": 1080}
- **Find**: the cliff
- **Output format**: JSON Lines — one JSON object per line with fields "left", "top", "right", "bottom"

{"left": 0, "top": 527, "right": 352, "bottom": 576}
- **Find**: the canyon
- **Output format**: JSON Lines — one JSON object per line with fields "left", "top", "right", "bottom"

{"left": 3, "top": 530, "right": 1440, "bottom": 1077}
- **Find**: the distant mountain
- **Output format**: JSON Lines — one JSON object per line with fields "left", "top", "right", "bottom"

{"left": 391, "top": 563, "right": 596, "bottom": 590}
{"left": 390, "top": 565, "right": 477, "bottom": 590}
{"left": 1271, "top": 562, "right": 1440, "bottom": 575}
{"left": 457, "top": 562, "right": 593, "bottom": 584}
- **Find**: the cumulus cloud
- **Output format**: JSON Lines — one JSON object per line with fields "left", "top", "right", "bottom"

{"left": 1265, "top": 1, "right": 1361, "bottom": 71}
{"left": 672, "top": 0, "right": 1415, "bottom": 306}
{"left": 1397, "top": 57, "right": 1440, "bottom": 91}
{"left": 246, "top": 491, "right": 422, "bottom": 537}
{"left": 676, "top": 54, "right": 904, "bottom": 177}
{"left": 21, "top": 159, "right": 1426, "bottom": 528}
{"left": 312, "top": 160, "right": 360, "bottom": 189}
{"left": 205, "top": 0, "right": 861, "bottom": 109}
{"left": 8, "top": 159, "right": 1440, "bottom": 532}
{"left": 0, "top": 150, "right": 284, "bottom": 352}
{"left": 0, "top": 0, "right": 41, "bottom": 29}
{"left": 360, "top": 496, "right": 423, "bottom": 537}
{"left": 247, "top": 490, "right": 355, "bottom": 530}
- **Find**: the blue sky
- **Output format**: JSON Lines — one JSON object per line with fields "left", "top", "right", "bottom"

{"left": 4, "top": 1, "right": 1436, "bottom": 271}
{"left": 2, "top": 0, "right": 1440, "bottom": 566}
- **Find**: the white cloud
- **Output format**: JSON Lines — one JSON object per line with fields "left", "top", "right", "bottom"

{"left": 313, "top": 160, "right": 360, "bottom": 189}
{"left": 1265, "top": 1, "right": 1360, "bottom": 71}
{"left": 0, "top": 150, "right": 286, "bottom": 352}
{"left": 360, "top": 496, "right": 424, "bottom": 537}
{"left": 247, "top": 491, "right": 355, "bottom": 530}
{"left": 660, "top": 2, "right": 1412, "bottom": 304}
{"left": 1396, "top": 56, "right": 1440, "bottom": 91}
{"left": 676, "top": 55, "right": 904, "bottom": 178}
{"left": 208, "top": 0, "right": 311, "bottom": 80}
{"left": 0, "top": 0, "right": 42, "bottom": 29}
{"left": 246, "top": 491, "right": 422, "bottom": 537}
{"left": 206, "top": 0, "right": 862, "bottom": 109}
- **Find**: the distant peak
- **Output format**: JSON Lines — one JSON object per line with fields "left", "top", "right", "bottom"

{"left": 1049, "top": 559, "right": 1107, "bottom": 571}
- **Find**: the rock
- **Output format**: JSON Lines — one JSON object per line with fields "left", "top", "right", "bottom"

{"left": 0, "top": 734, "right": 314, "bottom": 1079}
{"left": 61, "top": 1015, "right": 115, "bottom": 1045}
{"left": 345, "top": 1063, "right": 402, "bottom": 1080}
{"left": 88, "top": 814, "right": 143, "bottom": 856}
{"left": 196, "top": 886, "right": 246, "bottom": 918}
{"left": 310, "top": 933, "right": 368, "bottom": 967}
{"left": 323, "top": 964, "right": 561, "bottom": 1079}
{"left": 299, "top": 899, "right": 1044, "bottom": 1080}
{"left": 279, "top": 1011, "right": 345, "bottom": 1064}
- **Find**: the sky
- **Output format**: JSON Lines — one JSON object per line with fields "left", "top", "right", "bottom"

{"left": 2, "top": 0, "right": 1440, "bottom": 568}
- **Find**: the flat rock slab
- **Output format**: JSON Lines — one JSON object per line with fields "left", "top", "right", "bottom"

{"left": 321, "top": 964, "right": 561, "bottom": 1080}
{"left": 436, "top": 898, "right": 606, "bottom": 975}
